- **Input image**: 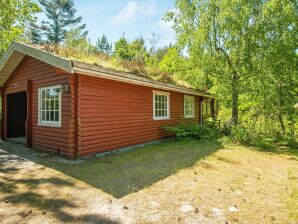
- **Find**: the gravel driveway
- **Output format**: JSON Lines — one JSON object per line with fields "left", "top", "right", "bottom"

{"left": 0, "top": 140, "right": 297, "bottom": 224}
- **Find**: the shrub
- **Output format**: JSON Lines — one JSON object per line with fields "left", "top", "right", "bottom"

{"left": 273, "top": 134, "right": 298, "bottom": 149}
{"left": 220, "top": 124, "right": 232, "bottom": 135}
{"left": 250, "top": 136, "right": 274, "bottom": 150}
{"left": 161, "top": 124, "right": 216, "bottom": 140}
{"left": 230, "top": 125, "right": 253, "bottom": 145}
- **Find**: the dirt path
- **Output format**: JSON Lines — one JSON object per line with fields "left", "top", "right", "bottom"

{"left": 0, "top": 141, "right": 297, "bottom": 224}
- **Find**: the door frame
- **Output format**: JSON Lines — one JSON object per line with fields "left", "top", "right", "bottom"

{"left": 3, "top": 79, "right": 32, "bottom": 147}
{"left": 6, "top": 91, "right": 27, "bottom": 139}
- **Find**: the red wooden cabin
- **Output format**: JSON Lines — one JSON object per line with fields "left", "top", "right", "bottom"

{"left": 0, "top": 42, "right": 214, "bottom": 158}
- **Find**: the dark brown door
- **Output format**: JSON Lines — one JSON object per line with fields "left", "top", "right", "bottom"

{"left": 7, "top": 91, "right": 27, "bottom": 138}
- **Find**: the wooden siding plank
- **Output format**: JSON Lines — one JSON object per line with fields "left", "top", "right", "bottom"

{"left": 4, "top": 56, "right": 73, "bottom": 156}
{"left": 78, "top": 74, "right": 201, "bottom": 156}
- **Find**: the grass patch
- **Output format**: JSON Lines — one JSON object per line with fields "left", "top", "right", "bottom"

{"left": 1, "top": 137, "right": 297, "bottom": 223}
{"left": 41, "top": 138, "right": 221, "bottom": 198}
{"left": 39, "top": 44, "right": 197, "bottom": 89}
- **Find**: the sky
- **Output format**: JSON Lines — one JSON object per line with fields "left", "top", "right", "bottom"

{"left": 36, "top": 0, "right": 176, "bottom": 48}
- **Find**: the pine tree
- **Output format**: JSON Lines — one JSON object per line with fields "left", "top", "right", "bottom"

{"left": 96, "top": 35, "right": 112, "bottom": 55}
{"left": 129, "top": 37, "right": 148, "bottom": 63}
{"left": 39, "top": 0, "right": 87, "bottom": 44}
{"left": 114, "top": 36, "right": 132, "bottom": 60}
{"left": 27, "top": 22, "right": 43, "bottom": 44}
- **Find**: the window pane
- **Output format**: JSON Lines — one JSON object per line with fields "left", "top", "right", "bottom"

{"left": 55, "top": 111, "right": 59, "bottom": 121}
{"left": 45, "top": 90, "right": 50, "bottom": 99}
{"left": 185, "top": 96, "right": 194, "bottom": 117}
{"left": 42, "top": 100, "right": 46, "bottom": 110}
{"left": 45, "top": 100, "right": 49, "bottom": 110}
{"left": 55, "top": 99, "right": 59, "bottom": 110}
{"left": 46, "top": 111, "right": 50, "bottom": 121}
{"left": 50, "top": 111, "right": 54, "bottom": 121}
{"left": 42, "top": 111, "right": 46, "bottom": 121}
{"left": 49, "top": 88, "right": 58, "bottom": 99}
{"left": 39, "top": 87, "right": 62, "bottom": 125}
{"left": 49, "top": 100, "right": 54, "bottom": 110}
{"left": 154, "top": 93, "right": 169, "bottom": 118}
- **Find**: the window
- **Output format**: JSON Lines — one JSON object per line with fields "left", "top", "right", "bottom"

{"left": 201, "top": 100, "right": 211, "bottom": 123}
{"left": 38, "top": 85, "right": 62, "bottom": 127}
{"left": 153, "top": 91, "right": 170, "bottom": 120}
{"left": 202, "top": 100, "right": 210, "bottom": 116}
{"left": 184, "top": 95, "right": 195, "bottom": 118}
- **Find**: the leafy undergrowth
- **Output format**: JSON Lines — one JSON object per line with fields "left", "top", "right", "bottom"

{"left": 0, "top": 138, "right": 297, "bottom": 223}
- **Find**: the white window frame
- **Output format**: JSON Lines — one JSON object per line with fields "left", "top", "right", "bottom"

{"left": 38, "top": 85, "right": 62, "bottom": 127}
{"left": 184, "top": 95, "right": 195, "bottom": 118}
{"left": 153, "top": 90, "right": 170, "bottom": 120}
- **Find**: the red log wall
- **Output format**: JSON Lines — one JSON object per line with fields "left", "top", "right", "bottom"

{"left": 3, "top": 56, "right": 74, "bottom": 156}
{"left": 2, "top": 56, "right": 207, "bottom": 157}
{"left": 77, "top": 74, "right": 202, "bottom": 156}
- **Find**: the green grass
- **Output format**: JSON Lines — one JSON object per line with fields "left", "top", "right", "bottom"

{"left": 40, "top": 44, "right": 195, "bottom": 89}
{"left": 0, "top": 138, "right": 221, "bottom": 198}
{"left": 1, "top": 137, "right": 297, "bottom": 223}
{"left": 41, "top": 139, "right": 221, "bottom": 198}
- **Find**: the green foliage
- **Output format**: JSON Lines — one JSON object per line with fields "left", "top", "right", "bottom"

{"left": 159, "top": 48, "right": 182, "bottom": 73}
{"left": 0, "top": 0, "right": 40, "bottom": 55}
{"left": 165, "top": 0, "right": 297, "bottom": 134}
{"left": 113, "top": 36, "right": 148, "bottom": 63}
{"left": 39, "top": 0, "right": 87, "bottom": 44}
{"left": 230, "top": 125, "right": 253, "bottom": 145}
{"left": 113, "top": 36, "right": 132, "bottom": 60}
{"left": 273, "top": 134, "right": 298, "bottom": 149}
{"left": 161, "top": 124, "right": 216, "bottom": 140}
{"left": 228, "top": 125, "right": 298, "bottom": 151}
{"left": 145, "top": 44, "right": 171, "bottom": 67}
{"left": 129, "top": 37, "right": 148, "bottom": 63}
{"left": 64, "top": 27, "right": 91, "bottom": 50}
{"left": 96, "top": 34, "right": 112, "bottom": 56}
{"left": 25, "top": 21, "right": 43, "bottom": 44}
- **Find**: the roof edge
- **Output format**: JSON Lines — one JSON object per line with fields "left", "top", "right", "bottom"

{"left": 0, "top": 41, "right": 73, "bottom": 77}
{"left": 0, "top": 42, "right": 215, "bottom": 98}
{"left": 73, "top": 62, "right": 214, "bottom": 98}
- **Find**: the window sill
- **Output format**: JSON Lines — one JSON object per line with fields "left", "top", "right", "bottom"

{"left": 37, "top": 123, "right": 62, "bottom": 128}
{"left": 153, "top": 118, "right": 171, "bottom": 121}
{"left": 184, "top": 116, "right": 195, "bottom": 119}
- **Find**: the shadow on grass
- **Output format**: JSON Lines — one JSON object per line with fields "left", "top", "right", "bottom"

{"left": 0, "top": 138, "right": 222, "bottom": 199}
{"left": 0, "top": 149, "right": 119, "bottom": 223}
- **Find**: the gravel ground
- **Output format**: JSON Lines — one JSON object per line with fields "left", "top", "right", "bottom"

{"left": 0, "top": 140, "right": 297, "bottom": 224}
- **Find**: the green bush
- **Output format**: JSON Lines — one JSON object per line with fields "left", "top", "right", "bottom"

{"left": 231, "top": 125, "right": 253, "bottom": 145}
{"left": 220, "top": 124, "right": 232, "bottom": 135}
{"left": 161, "top": 124, "right": 216, "bottom": 140}
{"left": 273, "top": 134, "right": 298, "bottom": 149}
{"left": 250, "top": 136, "right": 274, "bottom": 150}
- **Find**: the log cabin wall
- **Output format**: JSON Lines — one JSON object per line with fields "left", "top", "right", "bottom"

{"left": 3, "top": 56, "right": 73, "bottom": 156}
{"left": 77, "top": 74, "right": 202, "bottom": 156}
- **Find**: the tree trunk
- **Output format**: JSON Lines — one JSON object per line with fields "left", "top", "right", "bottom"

{"left": 231, "top": 73, "right": 239, "bottom": 125}
{"left": 278, "top": 113, "right": 286, "bottom": 134}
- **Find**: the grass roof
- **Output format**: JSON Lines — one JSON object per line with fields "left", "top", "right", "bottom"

{"left": 36, "top": 44, "right": 198, "bottom": 90}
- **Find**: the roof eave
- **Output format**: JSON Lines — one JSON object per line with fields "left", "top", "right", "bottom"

{"left": 73, "top": 62, "right": 214, "bottom": 98}
{"left": 0, "top": 41, "right": 73, "bottom": 86}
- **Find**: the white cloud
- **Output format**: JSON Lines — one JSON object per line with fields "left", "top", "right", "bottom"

{"left": 157, "top": 8, "right": 177, "bottom": 32}
{"left": 111, "top": 1, "right": 156, "bottom": 25}
{"left": 158, "top": 19, "right": 174, "bottom": 33}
